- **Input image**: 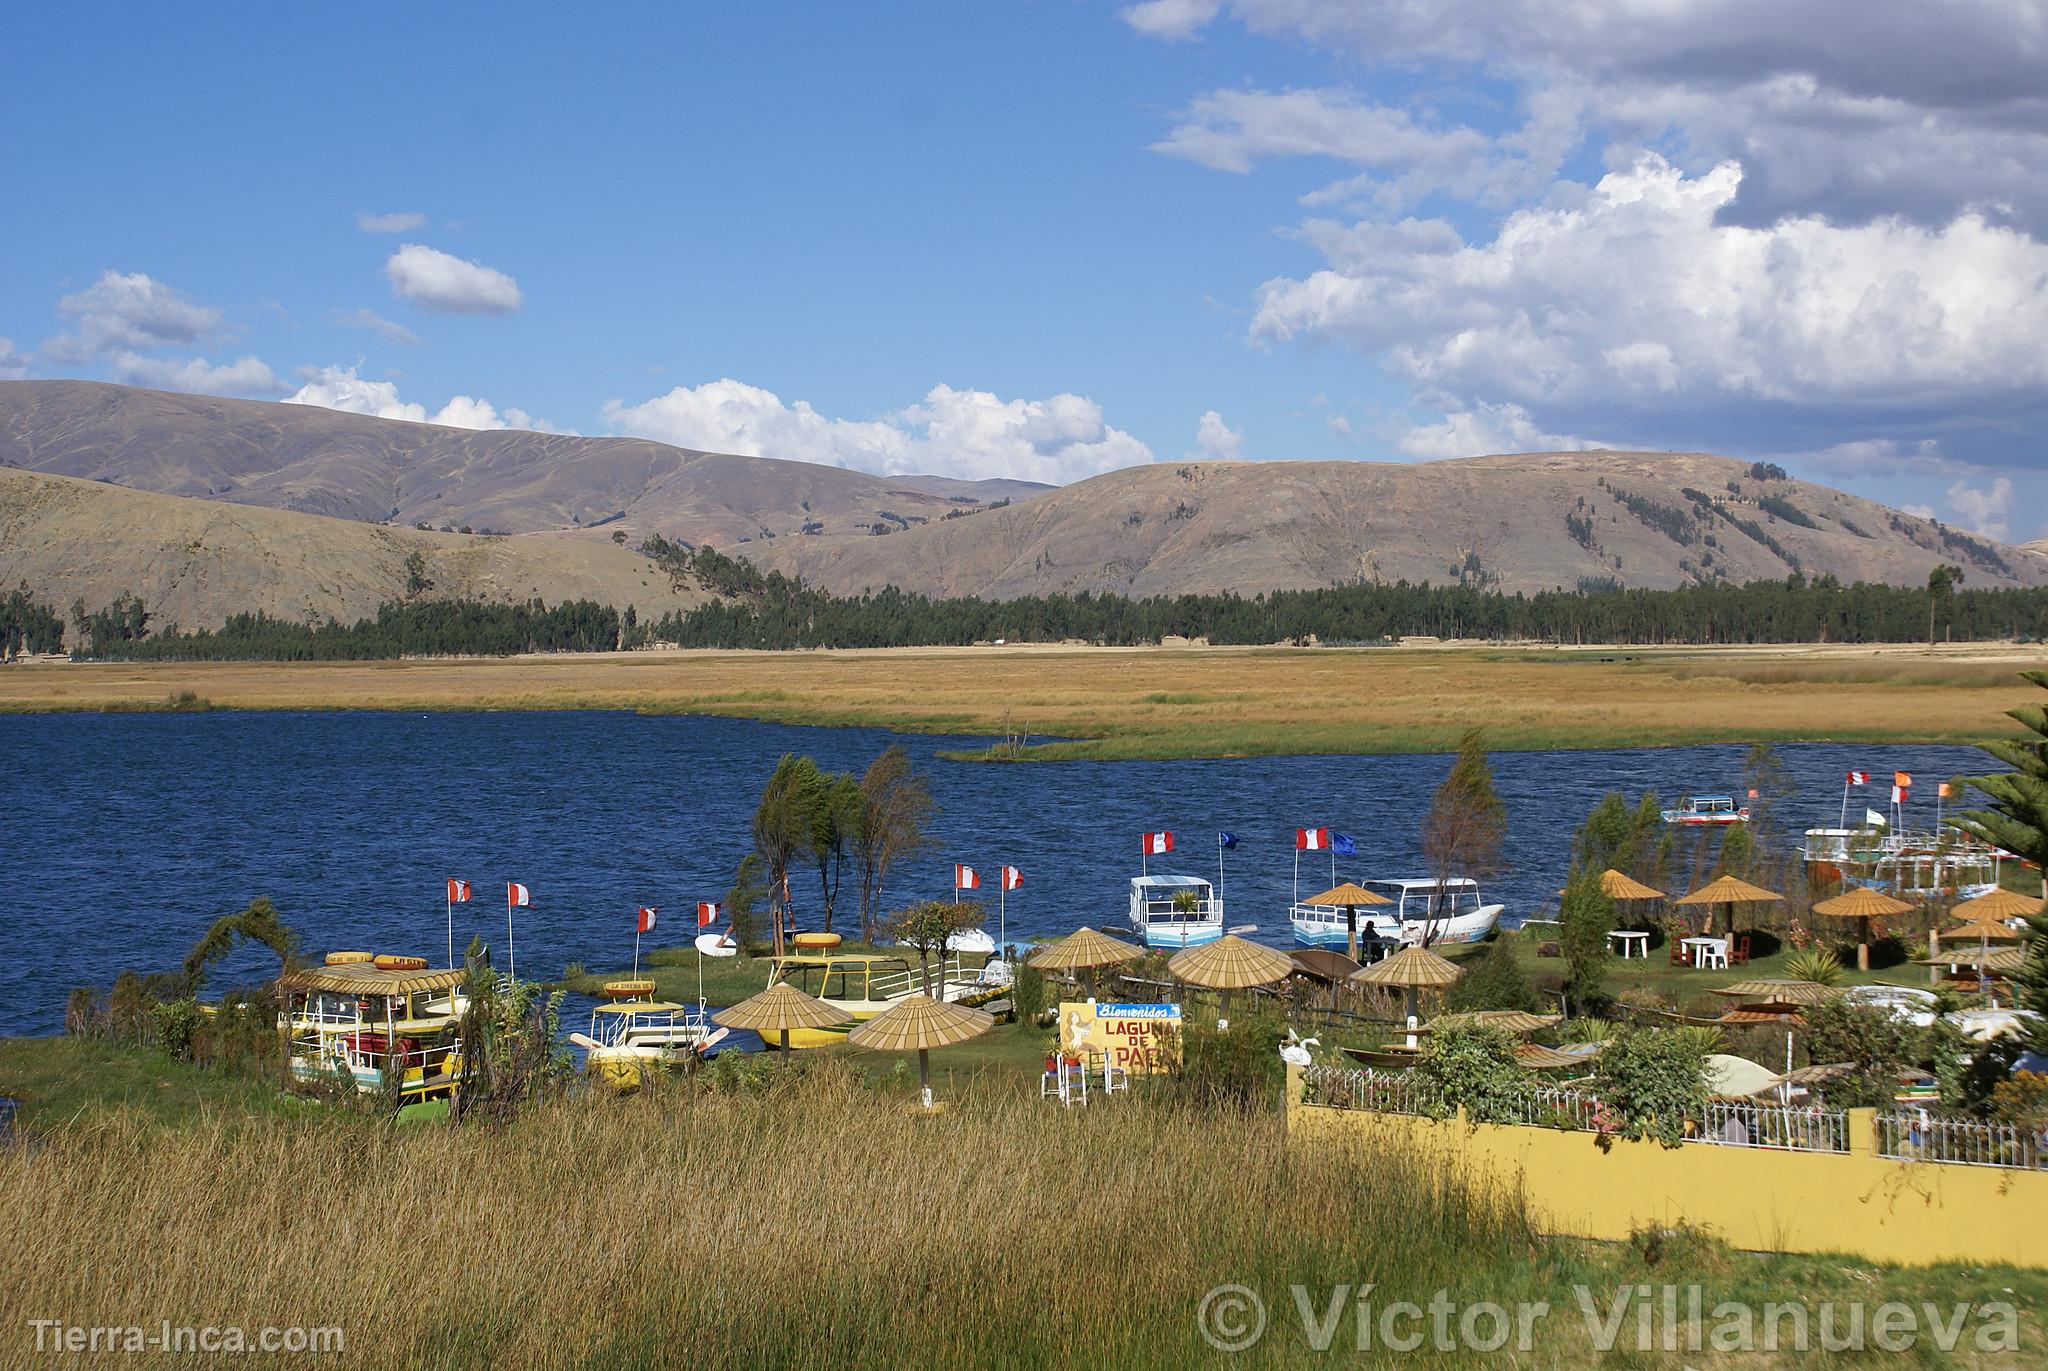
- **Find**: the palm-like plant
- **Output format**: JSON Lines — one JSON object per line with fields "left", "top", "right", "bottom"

{"left": 1784, "top": 947, "right": 1845, "bottom": 987}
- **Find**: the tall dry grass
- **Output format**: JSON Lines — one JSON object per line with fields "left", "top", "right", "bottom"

{"left": 1, "top": 1074, "right": 1533, "bottom": 1369}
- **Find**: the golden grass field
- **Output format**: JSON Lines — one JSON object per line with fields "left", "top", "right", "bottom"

{"left": 4, "top": 641, "right": 2044, "bottom": 760}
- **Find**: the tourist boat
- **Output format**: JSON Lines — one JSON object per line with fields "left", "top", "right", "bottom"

{"left": 1126, "top": 874, "right": 1224, "bottom": 948}
{"left": 1292, "top": 878, "right": 1502, "bottom": 950}
{"left": 571, "top": 982, "right": 715, "bottom": 1090}
{"left": 1801, "top": 827, "right": 2003, "bottom": 900}
{"left": 766, "top": 945, "right": 1005, "bottom": 1048}
{"left": 1661, "top": 794, "right": 1749, "bottom": 826}
{"left": 277, "top": 957, "right": 468, "bottom": 1102}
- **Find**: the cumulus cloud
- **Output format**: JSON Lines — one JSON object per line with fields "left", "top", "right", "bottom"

{"left": 1192, "top": 410, "right": 1242, "bottom": 459}
{"left": 332, "top": 308, "right": 421, "bottom": 346}
{"left": 53, "top": 270, "right": 223, "bottom": 355}
{"left": 108, "top": 352, "right": 283, "bottom": 397}
{"left": 384, "top": 244, "right": 523, "bottom": 315}
{"left": 1396, "top": 402, "right": 1597, "bottom": 459}
{"left": 604, "top": 378, "right": 1150, "bottom": 483}
{"left": 1945, "top": 477, "right": 2015, "bottom": 541}
{"left": 1120, "top": 0, "right": 1222, "bottom": 41}
{"left": 282, "top": 365, "right": 568, "bottom": 432}
{"left": 357, "top": 211, "right": 425, "bottom": 233}
{"left": 1252, "top": 155, "right": 2048, "bottom": 432}
{"left": 0, "top": 337, "right": 26, "bottom": 380}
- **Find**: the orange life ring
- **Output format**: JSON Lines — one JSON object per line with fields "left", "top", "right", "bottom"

{"left": 374, "top": 954, "right": 429, "bottom": 971}
{"left": 325, "top": 951, "right": 375, "bottom": 966}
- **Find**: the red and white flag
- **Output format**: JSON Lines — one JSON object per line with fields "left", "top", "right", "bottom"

{"left": 1894, "top": 770, "right": 1914, "bottom": 788}
{"left": 1001, "top": 865, "right": 1023, "bottom": 891}
{"left": 1295, "top": 827, "right": 1329, "bottom": 851}
{"left": 447, "top": 878, "right": 471, "bottom": 903}
{"left": 955, "top": 863, "right": 982, "bottom": 890}
{"left": 507, "top": 882, "right": 530, "bottom": 907}
{"left": 696, "top": 901, "right": 722, "bottom": 927}
{"left": 637, "top": 906, "right": 658, "bottom": 934}
{"left": 1892, "top": 784, "right": 1908, "bottom": 804}
{"left": 1141, "top": 831, "right": 1174, "bottom": 855}
{"left": 1847, "top": 770, "right": 1868, "bottom": 785}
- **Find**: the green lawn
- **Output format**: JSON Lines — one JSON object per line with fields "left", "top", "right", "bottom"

{"left": 0, "top": 1036, "right": 314, "bottom": 1129}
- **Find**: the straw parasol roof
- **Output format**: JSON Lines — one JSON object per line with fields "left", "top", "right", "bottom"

{"left": 1304, "top": 882, "right": 1393, "bottom": 907}
{"left": 278, "top": 965, "right": 465, "bottom": 997}
{"left": 1812, "top": 886, "right": 1913, "bottom": 920}
{"left": 1351, "top": 946, "right": 1463, "bottom": 990}
{"left": 1713, "top": 978, "right": 1840, "bottom": 1007}
{"left": 1288, "top": 948, "right": 1363, "bottom": 983}
{"left": 714, "top": 981, "right": 852, "bottom": 1057}
{"left": 1417, "top": 1009, "right": 1561, "bottom": 1035}
{"left": 1169, "top": 935, "right": 1295, "bottom": 990}
{"left": 1027, "top": 927, "right": 1144, "bottom": 972}
{"left": 847, "top": 994, "right": 993, "bottom": 1053}
{"left": 1676, "top": 874, "right": 1783, "bottom": 907}
{"left": 1515, "top": 1043, "right": 1596, "bottom": 1070}
{"left": 1719, "top": 1005, "right": 1807, "bottom": 1024}
{"left": 1597, "top": 869, "right": 1665, "bottom": 901}
{"left": 1986, "top": 945, "right": 2029, "bottom": 972}
{"left": 1922, "top": 944, "right": 2022, "bottom": 969}
{"left": 1952, "top": 888, "right": 2045, "bottom": 923}
{"left": 1944, "top": 916, "right": 2024, "bottom": 944}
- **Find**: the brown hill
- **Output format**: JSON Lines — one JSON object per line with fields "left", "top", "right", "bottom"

{"left": 0, "top": 466, "right": 711, "bottom": 631}
{"left": 745, "top": 452, "right": 2048, "bottom": 597}
{"left": 0, "top": 380, "right": 1042, "bottom": 547}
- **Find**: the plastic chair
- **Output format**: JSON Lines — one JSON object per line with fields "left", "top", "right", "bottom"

{"left": 1732, "top": 932, "right": 1752, "bottom": 966}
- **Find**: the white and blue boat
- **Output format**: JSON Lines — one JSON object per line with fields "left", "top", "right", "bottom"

{"left": 1290, "top": 878, "right": 1502, "bottom": 951}
{"left": 1128, "top": 874, "right": 1224, "bottom": 949}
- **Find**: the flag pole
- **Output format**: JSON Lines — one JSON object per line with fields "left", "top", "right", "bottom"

{"left": 1216, "top": 834, "right": 1224, "bottom": 901}
{"left": 998, "top": 873, "right": 1006, "bottom": 955}
{"left": 446, "top": 886, "right": 454, "bottom": 971}
{"left": 633, "top": 926, "right": 642, "bottom": 979}
{"left": 506, "top": 886, "right": 516, "bottom": 980}
{"left": 1839, "top": 776, "right": 1850, "bottom": 831}
{"left": 1292, "top": 847, "right": 1299, "bottom": 906}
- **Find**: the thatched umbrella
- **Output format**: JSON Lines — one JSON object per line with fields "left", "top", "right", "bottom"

{"left": 1596, "top": 869, "right": 1665, "bottom": 902}
{"left": 1676, "top": 873, "right": 1783, "bottom": 940}
{"left": 847, "top": 993, "right": 994, "bottom": 1107}
{"left": 1289, "top": 947, "right": 1363, "bottom": 1010}
{"left": 1303, "top": 881, "right": 1394, "bottom": 964}
{"left": 1351, "top": 945, "right": 1463, "bottom": 1047}
{"left": 1811, "top": 885, "right": 1913, "bottom": 971}
{"left": 1943, "top": 889, "right": 2036, "bottom": 1004}
{"left": 1168, "top": 935, "right": 1294, "bottom": 1024}
{"left": 1416, "top": 1009, "right": 1560, "bottom": 1036}
{"left": 1028, "top": 927, "right": 1144, "bottom": 1000}
{"left": 1713, "top": 978, "right": 1840, "bottom": 1093}
{"left": 713, "top": 981, "right": 852, "bottom": 1060}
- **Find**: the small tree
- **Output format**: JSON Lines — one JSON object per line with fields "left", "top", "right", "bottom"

{"left": 1802, "top": 997, "right": 1909, "bottom": 1109}
{"left": 1413, "top": 1023, "right": 1532, "bottom": 1124}
{"left": 1558, "top": 865, "right": 1615, "bottom": 1013}
{"left": 1419, "top": 728, "right": 1507, "bottom": 945}
{"left": 1443, "top": 936, "right": 1539, "bottom": 1014}
{"left": 1949, "top": 670, "right": 2048, "bottom": 1051}
{"left": 808, "top": 770, "right": 862, "bottom": 932}
{"left": 1928, "top": 563, "right": 1964, "bottom": 647}
{"left": 886, "top": 899, "right": 985, "bottom": 997}
{"left": 724, "top": 854, "right": 769, "bottom": 953}
{"left": 753, "top": 754, "right": 825, "bottom": 956}
{"left": 1592, "top": 1028, "right": 1709, "bottom": 1148}
{"left": 852, "top": 745, "right": 936, "bottom": 940}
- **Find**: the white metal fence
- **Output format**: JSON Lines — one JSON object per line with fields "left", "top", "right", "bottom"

{"left": 1879, "top": 1111, "right": 2047, "bottom": 1169}
{"left": 1686, "top": 1099, "right": 1849, "bottom": 1153}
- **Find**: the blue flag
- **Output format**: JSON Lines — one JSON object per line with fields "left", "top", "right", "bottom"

{"left": 1331, "top": 832, "right": 1358, "bottom": 856}
{"left": 1218, "top": 831, "right": 1239, "bottom": 849}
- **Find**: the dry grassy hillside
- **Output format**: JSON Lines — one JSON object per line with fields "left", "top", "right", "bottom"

{"left": 0, "top": 466, "right": 709, "bottom": 630}
{"left": 749, "top": 451, "right": 2048, "bottom": 597}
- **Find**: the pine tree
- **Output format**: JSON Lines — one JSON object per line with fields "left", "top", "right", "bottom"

{"left": 1950, "top": 670, "right": 2048, "bottom": 1048}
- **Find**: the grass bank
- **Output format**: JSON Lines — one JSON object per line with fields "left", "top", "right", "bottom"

{"left": 3, "top": 641, "right": 2044, "bottom": 761}
{"left": 4, "top": 1048, "right": 2041, "bottom": 1368}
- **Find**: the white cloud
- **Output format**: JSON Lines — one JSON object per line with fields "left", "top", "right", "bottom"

{"left": 357, "top": 211, "right": 426, "bottom": 233}
{"left": 384, "top": 244, "right": 522, "bottom": 315}
{"left": 54, "top": 270, "right": 222, "bottom": 355}
{"left": 1119, "top": 0, "right": 1220, "bottom": 40}
{"left": 1396, "top": 402, "right": 1595, "bottom": 459}
{"left": 1945, "top": 477, "right": 2015, "bottom": 541}
{"left": 282, "top": 365, "right": 567, "bottom": 432}
{"left": 604, "top": 378, "right": 1150, "bottom": 483}
{"left": 0, "top": 337, "right": 26, "bottom": 380}
{"left": 107, "top": 352, "right": 283, "bottom": 397}
{"left": 1789, "top": 438, "right": 1976, "bottom": 480}
{"left": 331, "top": 308, "right": 421, "bottom": 346}
{"left": 1900, "top": 502, "right": 1936, "bottom": 519}
{"left": 1192, "top": 409, "right": 1242, "bottom": 459}
{"left": 1252, "top": 155, "right": 2048, "bottom": 423}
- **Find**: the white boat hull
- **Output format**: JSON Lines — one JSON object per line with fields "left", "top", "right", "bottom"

{"left": 1290, "top": 904, "right": 1502, "bottom": 950}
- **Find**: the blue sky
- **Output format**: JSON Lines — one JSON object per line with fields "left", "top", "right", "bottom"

{"left": 3, "top": 1, "right": 2042, "bottom": 538}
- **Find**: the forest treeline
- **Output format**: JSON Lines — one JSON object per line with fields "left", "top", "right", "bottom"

{"left": 7, "top": 562, "right": 2044, "bottom": 661}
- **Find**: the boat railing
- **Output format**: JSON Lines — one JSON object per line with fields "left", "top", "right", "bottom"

{"left": 869, "top": 955, "right": 984, "bottom": 1003}
{"left": 1136, "top": 896, "right": 1222, "bottom": 921}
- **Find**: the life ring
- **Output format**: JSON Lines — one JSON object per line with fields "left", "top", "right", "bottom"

{"left": 792, "top": 932, "right": 842, "bottom": 950}
{"left": 326, "top": 951, "right": 375, "bottom": 966}
{"left": 601, "top": 979, "right": 656, "bottom": 999}
{"left": 374, "top": 954, "right": 428, "bottom": 971}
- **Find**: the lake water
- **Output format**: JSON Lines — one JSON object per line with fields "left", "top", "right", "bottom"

{"left": 0, "top": 711, "right": 1995, "bottom": 1035}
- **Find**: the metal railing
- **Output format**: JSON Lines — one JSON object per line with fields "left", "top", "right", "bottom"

{"left": 1506, "top": 1084, "right": 1606, "bottom": 1132}
{"left": 1687, "top": 1100, "right": 1849, "bottom": 1153}
{"left": 1879, "top": 1111, "right": 2047, "bottom": 1169}
{"left": 1302, "top": 1065, "right": 1441, "bottom": 1117}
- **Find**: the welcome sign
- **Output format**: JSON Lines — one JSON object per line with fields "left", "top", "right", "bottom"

{"left": 1057, "top": 1001, "right": 1182, "bottom": 1073}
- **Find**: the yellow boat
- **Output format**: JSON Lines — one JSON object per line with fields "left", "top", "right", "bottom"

{"left": 277, "top": 961, "right": 469, "bottom": 1102}
{"left": 570, "top": 991, "right": 714, "bottom": 1090}
{"left": 766, "top": 950, "right": 1006, "bottom": 1048}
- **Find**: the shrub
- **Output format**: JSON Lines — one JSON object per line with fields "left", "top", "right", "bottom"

{"left": 151, "top": 998, "right": 203, "bottom": 1063}
{"left": 1172, "top": 1011, "right": 1285, "bottom": 1112}
{"left": 1592, "top": 1028, "right": 1709, "bottom": 1148}
{"left": 1444, "top": 936, "right": 1539, "bottom": 1013}
{"left": 1783, "top": 947, "right": 1844, "bottom": 987}
{"left": 1801, "top": 997, "right": 1909, "bottom": 1108}
{"left": 1413, "top": 1023, "right": 1533, "bottom": 1124}
{"left": 1011, "top": 958, "right": 1047, "bottom": 1025}
{"left": 1559, "top": 865, "right": 1615, "bottom": 1010}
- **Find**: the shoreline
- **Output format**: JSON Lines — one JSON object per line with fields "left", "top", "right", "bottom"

{"left": 2, "top": 641, "right": 2042, "bottom": 761}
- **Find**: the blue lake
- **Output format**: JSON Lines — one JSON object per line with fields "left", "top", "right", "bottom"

{"left": 0, "top": 711, "right": 1994, "bottom": 1035}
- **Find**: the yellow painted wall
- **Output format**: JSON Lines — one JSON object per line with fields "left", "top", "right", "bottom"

{"left": 1288, "top": 1072, "right": 2048, "bottom": 1268}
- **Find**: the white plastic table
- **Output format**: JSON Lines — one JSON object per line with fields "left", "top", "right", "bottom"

{"left": 1681, "top": 936, "right": 1729, "bottom": 970}
{"left": 1607, "top": 930, "right": 1650, "bottom": 959}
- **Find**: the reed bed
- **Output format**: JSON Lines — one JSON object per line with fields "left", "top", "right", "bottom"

{"left": 2, "top": 1079, "right": 1536, "bottom": 1369}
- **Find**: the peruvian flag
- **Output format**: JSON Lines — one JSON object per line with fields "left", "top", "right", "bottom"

{"left": 1296, "top": 827, "right": 1329, "bottom": 851}
{"left": 507, "top": 882, "right": 531, "bottom": 907}
{"left": 955, "top": 863, "right": 982, "bottom": 890}
{"left": 1001, "top": 865, "right": 1023, "bottom": 891}
{"left": 696, "top": 901, "right": 722, "bottom": 927}
{"left": 1892, "top": 784, "right": 1909, "bottom": 804}
{"left": 1894, "top": 770, "right": 1914, "bottom": 788}
{"left": 637, "top": 906, "right": 658, "bottom": 934}
{"left": 447, "top": 878, "right": 471, "bottom": 903}
{"left": 1847, "top": 771, "right": 1868, "bottom": 785}
{"left": 1141, "top": 831, "right": 1174, "bottom": 855}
